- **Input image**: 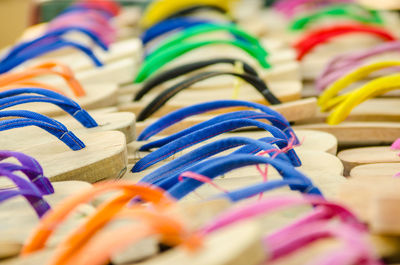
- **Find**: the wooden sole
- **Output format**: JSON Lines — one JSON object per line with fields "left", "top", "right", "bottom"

{"left": 2, "top": 131, "right": 127, "bottom": 183}
{"left": 293, "top": 122, "right": 400, "bottom": 146}
{"left": 5, "top": 83, "right": 119, "bottom": 117}
{"left": 350, "top": 162, "right": 400, "bottom": 178}
{"left": 0, "top": 111, "right": 136, "bottom": 149}
{"left": 0, "top": 181, "right": 94, "bottom": 258}
{"left": 338, "top": 146, "right": 400, "bottom": 175}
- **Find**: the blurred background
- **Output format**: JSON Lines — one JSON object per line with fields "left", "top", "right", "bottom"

{"left": 0, "top": 0, "right": 398, "bottom": 48}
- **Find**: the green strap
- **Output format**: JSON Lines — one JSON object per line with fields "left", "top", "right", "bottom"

{"left": 147, "top": 23, "right": 268, "bottom": 60}
{"left": 134, "top": 40, "right": 270, "bottom": 83}
{"left": 290, "top": 4, "right": 383, "bottom": 31}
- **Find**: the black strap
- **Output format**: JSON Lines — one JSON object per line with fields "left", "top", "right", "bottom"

{"left": 137, "top": 71, "right": 281, "bottom": 121}
{"left": 165, "top": 5, "right": 234, "bottom": 21}
{"left": 134, "top": 58, "right": 259, "bottom": 101}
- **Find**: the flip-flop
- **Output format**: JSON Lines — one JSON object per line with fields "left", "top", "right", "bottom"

{"left": 200, "top": 194, "right": 378, "bottom": 265}
{"left": 139, "top": 0, "right": 233, "bottom": 29}
{"left": 134, "top": 100, "right": 336, "bottom": 154}
{"left": 31, "top": 38, "right": 142, "bottom": 73}
{"left": 119, "top": 68, "right": 315, "bottom": 122}
{"left": 0, "top": 181, "right": 94, "bottom": 244}
{"left": 139, "top": 196, "right": 375, "bottom": 264}
{"left": 125, "top": 100, "right": 321, "bottom": 163}
{"left": 0, "top": 27, "right": 142, "bottom": 74}
{"left": 0, "top": 109, "right": 127, "bottom": 182}
{"left": 117, "top": 20, "right": 312, "bottom": 121}
{"left": 124, "top": 149, "right": 344, "bottom": 198}
{"left": 128, "top": 118, "right": 342, "bottom": 194}
{"left": 315, "top": 41, "right": 400, "bottom": 93}
{"left": 317, "top": 61, "right": 400, "bottom": 123}
{"left": 258, "top": 3, "right": 397, "bottom": 44}
{"left": 124, "top": 55, "right": 300, "bottom": 104}
{"left": 135, "top": 22, "right": 296, "bottom": 74}
{"left": 0, "top": 62, "right": 119, "bottom": 117}
{"left": 135, "top": 100, "right": 334, "bottom": 148}
{"left": 0, "top": 88, "right": 136, "bottom": 144}
{"left": 0, "top": 151, "right": 94, "bottom": 259}
{"left": 295, "top": 61, "right": 400, "bottom": 145}
{"left": 294, "top": 24, "right": 397, "bottom": 80}
{"left": 2, "top": 168, "right": 371, "bottom": 264}
{"left": 133, "top": 23, "right": 299, "bottom": 89}
{"left": 10, "top": 181, "right": 200, "bottom": 265}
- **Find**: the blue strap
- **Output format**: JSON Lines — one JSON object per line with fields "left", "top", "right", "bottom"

{"left": 132, "top": 118, "right": 301, "bottom": 172}
{"left": 139, "top": 116, "right": 299, "bottom": 165}
{"left": 0, "top": 168, "right": 51, "bottom": 217}
{"left": 139, "top": 111, "right": 296, "bottom": 149}
{"left": 2, "top": 26, "right": 107, "bottom": 62}
{"left": 218, "top": 179, "right": 318, "bottom": 202}
{"left": 139, "top": 136, "right": 292, "bottom": 184}
{"left": 0, "top": 88, "right": 98, "bottom": 128}
{"left": 141, "top": 17, "right": 211, "bottom": 45}
{"left": 163, "top": 154, "right": 321, "bottom": 199}
{"left": 138, "top": 100, "right": 292, "bottom": 141}
{"left": 233, "top": 137, "right": 287, "bottom": 155}
{"left": 0, "top": 110, "right": 85, "bottom": 151}
{"left": 0, "top": 39, "right": 103, "bottom": 74}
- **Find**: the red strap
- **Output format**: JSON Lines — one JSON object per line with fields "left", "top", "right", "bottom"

{"left": 294, "top": 24, "right": 397, "bottom": 60}
{"left": 78, "top": 0, "right": 121, "bottom": 16}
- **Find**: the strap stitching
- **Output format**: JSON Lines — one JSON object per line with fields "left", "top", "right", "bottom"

{"left": 0, "top": 120, "right": 83, "bottom": 148}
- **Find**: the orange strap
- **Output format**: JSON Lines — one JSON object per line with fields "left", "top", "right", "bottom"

{"left": 48, "top": 193, "right": 150, "bottom": 264}
{"left": 22, "top": 181, "right": 174, "bottom": 254}
{"left": 51, "top": 208, "right": 201, "bottom": 265}
{"left": 1, "top": 81, "right": 67, "bottom": 96}
{"left": 0, "top": 61, "right": 86, "bottom": 97}
{"left": 61, "top": 224, "right": 154, "bottom": 265}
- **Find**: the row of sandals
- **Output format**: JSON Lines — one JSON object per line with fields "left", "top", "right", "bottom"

{"left": 0, "top": 0, "right": 400, "bottom": 264}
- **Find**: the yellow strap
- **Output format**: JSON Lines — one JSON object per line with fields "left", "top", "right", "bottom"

{"left": 232, "top": 60, "right": 244, "bottom": 99}
{"left": 140, "top": 0, "right": 234, "bottom": 28}
{"left": 318, "top": 61, "right": 400, "bottom": 111}
{"left": 327, "top": 73, "right": 400, "bottom": 124}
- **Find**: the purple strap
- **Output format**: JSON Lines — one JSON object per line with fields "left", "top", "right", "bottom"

{"left": 0, "top": 150, "right": 53, "bottom": 195}
{"left": 0, "top": 168, "right": 51, "bottom": 217}
{"left": 316, "top": 41, "right": 400, "bottom": 92}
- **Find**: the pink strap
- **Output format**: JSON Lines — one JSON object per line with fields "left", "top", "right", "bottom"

{"left": 273, "top": 0, "right": 353, "bottom": 18}
{"left": 391, "top": 138, "right": 400, "bottom": 176}
{"left": 266, "top": 221, "right": 380, "bottom": 265}
{"left": 48, "top": 10, "right": 116, "bottom": 45}
{"left": 390, "top": 138, "right": 400, "bottom": 150}
{"left": 201, "top": 195, "right": 365, "bottom": 234}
